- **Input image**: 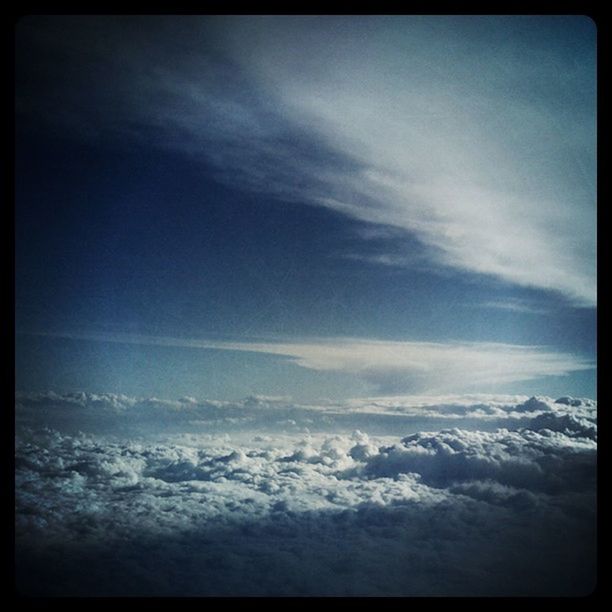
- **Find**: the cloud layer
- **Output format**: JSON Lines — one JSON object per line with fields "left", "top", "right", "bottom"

{"left": 15, "top": 389, "right": 597, "bottom": 436}
{"left": 16, "top": 16, "right": 596, "bottom": 304}
{"left": 27, "top": 330, "right": 595, "bottom": 395}
{"left": 15, "top": 393, "right": 596, "bottom": 596}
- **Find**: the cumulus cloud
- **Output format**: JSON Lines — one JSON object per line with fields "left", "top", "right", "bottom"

{"left": 16, "top": 16, "right": 596, "bottom": 304}
{"left": 15, "top": 392, "right": 596, "bottom": 596}
{"left": 15, "top": 390, "right": 597, "bottom": 438}
{"left": 359, "top": 426, "right": 596, "bottom": 491}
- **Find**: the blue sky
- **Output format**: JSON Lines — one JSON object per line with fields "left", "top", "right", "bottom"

{"left": 15, "top": 15, "right": 597, "bottom": 400}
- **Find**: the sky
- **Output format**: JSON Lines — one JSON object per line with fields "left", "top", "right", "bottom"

{"left": 14, "top": 15, "right": 597, "bottom": 401}
{"left": 13, "top": 16, "right": 598, "bottom": 598}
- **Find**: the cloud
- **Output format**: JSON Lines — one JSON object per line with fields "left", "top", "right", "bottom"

{"left": 15, "top": 390, "right": 597, "bottom": 440}
{"left": 15, "top": 393, "right": 597, "bottom": 596}
{"left": 16, "top": 16, "right": 596, "bottom": 304}
{"left": 172, "top": 338, "right": 594, "bottom": 392}
{"left": 26, "top": 330, "right": 595, "bottom": 394}
{"left": 358, "top": 426, "right": 596, "bottom": 490}
{"left": 474, "top": 298, "right": 550, "bottom": 315}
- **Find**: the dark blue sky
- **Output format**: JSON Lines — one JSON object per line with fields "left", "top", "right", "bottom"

{"left": 15, "top": 15, "right": 596, "bottom": 400}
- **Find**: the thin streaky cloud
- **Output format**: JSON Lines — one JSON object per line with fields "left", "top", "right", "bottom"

{"left": 474, "top": 300, "right": 549, "bottom": 315}
{"left": 25, "top": 330, "right": 594, "bottom": 394}
{"left": 16, "top": 15, "right": 596, "bottom": 306}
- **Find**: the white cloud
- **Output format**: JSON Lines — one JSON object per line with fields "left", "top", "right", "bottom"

{"left": 16, "top": 16, "right": 596, "bottom": 305}
{"left": 203, "top": 16, "right": 597, "bottom": 305}
{"left": 15, "top": 392, "right": 596, "bottom": 596}
{"left": 474, "top": 298, "right": 550, "bottom": 315}
{"left": 218, "top": 338, "right": 593, "bottom": 392}
{"left": 15, "top": 390, "right": 597, "bottom": 437}
{"left": 28, "top": 330, "right": 595, "bottom": 395}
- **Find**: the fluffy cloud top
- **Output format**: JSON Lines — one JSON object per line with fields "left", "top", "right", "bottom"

{"left": 15, "top": 390, "right": 597, "bottom": 437}
{"left": 15, "top": 392, "right": 596, "bottom": 596}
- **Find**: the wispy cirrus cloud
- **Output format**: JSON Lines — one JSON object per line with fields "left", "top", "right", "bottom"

{"left": 26, "top": 330, "right": 594, "bottom": 394}
{"left": 16, "top": 16, "right": 596, "bottom": 305}
{"left": 472, "top": 298, "right": 550, "bottom": 315}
